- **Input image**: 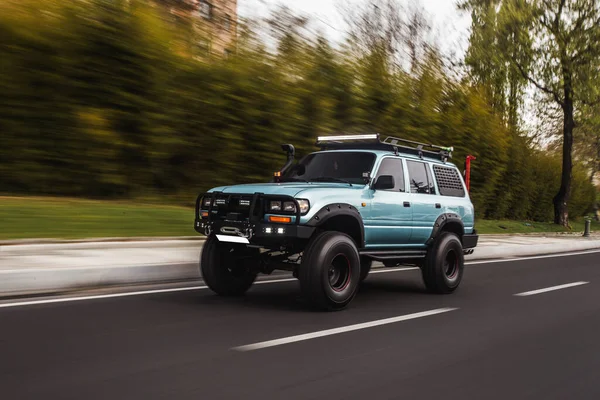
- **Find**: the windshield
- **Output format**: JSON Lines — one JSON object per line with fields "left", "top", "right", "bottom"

{"left": 283, "top": 151, "right": 376, "bottom": 185}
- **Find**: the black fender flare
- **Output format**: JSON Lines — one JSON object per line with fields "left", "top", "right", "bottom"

{"left": 305, "top": 203, "right": 365, "bottom": 248}
{"left": 426, "top": 213, "right": 464, "bottom": 246}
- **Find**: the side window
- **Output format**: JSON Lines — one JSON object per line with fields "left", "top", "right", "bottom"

{"left": 407, "top": 161, "right": 435, "bottom": 195}
{"left": 433, "top": 165, "right": 466, "bottom": 197}
{"left": 199, "top": 0, "right": 212, "bottom": 19}
{"left": 375, "top": 158, "right": 406, "bottom": 192}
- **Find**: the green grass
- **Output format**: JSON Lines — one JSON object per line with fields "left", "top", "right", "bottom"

{"left": 0, "top": 196, "right": 597, "bottom": 240}
{"left": 475, "top": 219, "right": 599, "bottom": 235}
{"left": 0, "top": 196, "right": 195, "bottom": 240}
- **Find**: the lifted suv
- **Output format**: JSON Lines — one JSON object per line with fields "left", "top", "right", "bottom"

{"left": 194, "top": 134, "right": 478, "bottom": 310}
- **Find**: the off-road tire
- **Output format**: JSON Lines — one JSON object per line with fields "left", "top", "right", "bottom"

{"left": 360, "top": 257, "right": 372, "bottom": 282}
{"left": 422, "top": 232, "right": 464, "bottom": 294}
{"left": 299, "top": 231, "right": 361, "bottom": 311}
{"left": 200, "top": 235, "right": 259, "bottom": 296}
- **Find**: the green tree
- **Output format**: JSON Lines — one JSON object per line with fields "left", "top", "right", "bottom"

{"left": 499, "top": 0, "right": 600, "bottom": 226}
{"left": 0, "top": 0, "right": 596, "bottom": 222}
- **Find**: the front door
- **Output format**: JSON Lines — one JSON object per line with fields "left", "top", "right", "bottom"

{"left": 363, "top": 157, "right": 413, "bottom": 247}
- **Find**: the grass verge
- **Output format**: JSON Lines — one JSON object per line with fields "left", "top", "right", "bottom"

{"left": 475, "top": 218, "right": 598, "bottom": 235}
{"left": 0, "top": 196, "right": 597, "bottom": 240}
{"left": 0, "top": 196, "right": 194, "bottom": 240}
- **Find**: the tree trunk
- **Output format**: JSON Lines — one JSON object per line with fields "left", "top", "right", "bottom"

{"left": 553, "top": 88, "right": 574, "bottom": 227}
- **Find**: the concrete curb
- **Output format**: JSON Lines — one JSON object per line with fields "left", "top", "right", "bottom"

{"left": 0, "top": 263, "right": 200, "bottom": 298}
{"left": 463, "top": 239, "right": 600, "bottom": 260}
{"left": 2, "top": 238, "right": 600, "bottom": 299}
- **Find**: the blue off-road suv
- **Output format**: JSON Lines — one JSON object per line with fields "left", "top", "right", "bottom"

{"left": 195, "top": 134, "right": 478, "bottom": 310}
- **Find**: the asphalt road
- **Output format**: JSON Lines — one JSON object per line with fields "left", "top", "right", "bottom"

{"left": 1, "top": 251, "right": 600, "bottom": 400}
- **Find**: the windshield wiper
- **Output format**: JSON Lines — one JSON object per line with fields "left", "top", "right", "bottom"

{"left": 310, "top": 177, "right": 353, "bottom": 186}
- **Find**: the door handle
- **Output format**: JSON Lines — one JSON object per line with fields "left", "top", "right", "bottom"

{"left": 435, "top": 203, "right": 441, "bottom": 209}
{"left": 403, "top": 202, "right": 411, "bottom": 207}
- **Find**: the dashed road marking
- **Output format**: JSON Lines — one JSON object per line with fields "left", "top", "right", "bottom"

{"left": 514, "top": 281, "right": 589, "bottom": 297}
{"left": 232, "top": 307, "right": 458, "bottom": 352}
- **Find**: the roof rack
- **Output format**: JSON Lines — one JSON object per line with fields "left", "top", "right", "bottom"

{"left": 315, "top": 133, "right": 453, "bottom": 162}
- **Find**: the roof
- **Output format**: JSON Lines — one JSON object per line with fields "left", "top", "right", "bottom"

{"left": 315, "top": 134, "right": 454, "bottom": 163}
{"left": 313, "top": 148, "right": 457, "bottom": 166}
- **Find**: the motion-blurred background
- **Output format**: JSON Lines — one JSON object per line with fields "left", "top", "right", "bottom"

{"left": 0, "top": 0, "right": 598, "bottom": 239}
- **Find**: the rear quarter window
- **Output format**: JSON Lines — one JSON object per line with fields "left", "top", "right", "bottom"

{"left": 433, "top": 165, "right": 466, "bottom": 197}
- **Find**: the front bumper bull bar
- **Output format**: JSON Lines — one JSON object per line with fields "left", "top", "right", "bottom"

{"left": 194, "top": 192, "right": 315, "bottom": 245}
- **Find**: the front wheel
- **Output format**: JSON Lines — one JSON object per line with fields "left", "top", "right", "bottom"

{"left": 200, "top": 236, "right": 259, "bottom": 296}
{"left": 421, "top": 232, "right": 464, "bottom": 294}
{"left": 299, "top": 231, "right": 361, "bottom": 311}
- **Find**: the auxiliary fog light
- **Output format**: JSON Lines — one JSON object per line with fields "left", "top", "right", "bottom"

{"left": 265, "top": 227, "right": 272, "bottom": 234}
{"left": 277, "top": 228, "right": 285, "bottom": 234}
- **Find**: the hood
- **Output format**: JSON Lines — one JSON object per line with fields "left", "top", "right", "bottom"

{"left": 208, "top": 182, "right": 364, "bottom": 197}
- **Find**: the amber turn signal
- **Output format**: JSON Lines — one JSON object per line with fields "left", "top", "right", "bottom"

{"left": 200, "top": 211, "right": 209, "bottom": 218}
{"left": 269, "top": 216, "right": 292, "bottom": 223}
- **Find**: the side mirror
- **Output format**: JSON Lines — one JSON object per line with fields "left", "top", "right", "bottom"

{"left": 373, "top": 175, "right": 395, "bottom": 190}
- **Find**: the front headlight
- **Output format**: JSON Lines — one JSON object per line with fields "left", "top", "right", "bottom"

{"left": 202, "top": 197, "right": 212, "bottom": 207}
{"left": 297, "top": 199, "right": 310, "bottom": 214}
{"left": 269, "top": 201, "right": 282, "bottom": 212}
{"left": 283, "top": 201, "right": 296, "bottom": 212}
{"left": 268, "top": 199, "right": 310, "bottom": 214}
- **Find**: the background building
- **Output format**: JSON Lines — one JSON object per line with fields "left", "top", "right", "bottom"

{"left": 195, "top": 0, "right": 237, "bottom": 56}
{"left": 160, "top": 0, "right": 238, "bottom": 57}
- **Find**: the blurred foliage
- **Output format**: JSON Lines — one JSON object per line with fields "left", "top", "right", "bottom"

{"left": 0, "top": 0, "right": 595, "bottom": 221}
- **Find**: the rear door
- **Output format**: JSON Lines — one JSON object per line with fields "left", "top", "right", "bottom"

{"left": 364, "top": 157, "right": 413, "bottom": 247}
{"left": 406, "top": 160, "right": 440, "bottom": 244}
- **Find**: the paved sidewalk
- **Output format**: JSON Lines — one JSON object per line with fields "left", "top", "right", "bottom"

{"left": 1, "top": 235, "right": 600, "bottom": 297}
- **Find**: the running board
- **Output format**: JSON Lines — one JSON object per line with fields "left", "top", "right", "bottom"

{"left": 359, "top": 250, "right": 427, "bottom": 261}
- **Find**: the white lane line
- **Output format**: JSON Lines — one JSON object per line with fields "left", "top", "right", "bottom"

{"left": 514, "top": 281, "right": 590, "bottom": 297}
{"left": 1, "top": 249, "right": 599, "bottom": 309}
{"left": 467, "top": 249, "right": 600, "bottom": 265}
{"left": 0, "top": 286, "right": 209, "bottom": 309}
{"left": 0, "top": 277, "right": 301, "bottom": 309}
{"left": 232, "top": 307, "right": 458, "bottom": 352}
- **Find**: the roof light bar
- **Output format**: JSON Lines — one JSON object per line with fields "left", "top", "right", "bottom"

{"left": 315, "top": 133, "right": 454, "bottom": 163}
{"left": 317, "top": 134, "right": 379, "bottom": 142}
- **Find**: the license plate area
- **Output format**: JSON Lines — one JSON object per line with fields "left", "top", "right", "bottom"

{"left": 216, "top": 235, "right": 250, "bottom": 244}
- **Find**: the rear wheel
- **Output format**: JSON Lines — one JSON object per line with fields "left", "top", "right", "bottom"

{"left": 200, "top": 236, "right": 259, "bottom": 296}
{"left": 299, "top": 231, "right": 361, "bottom": 311}
{"left": 421, "top": 232, "right": 464, "bottom": 294}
